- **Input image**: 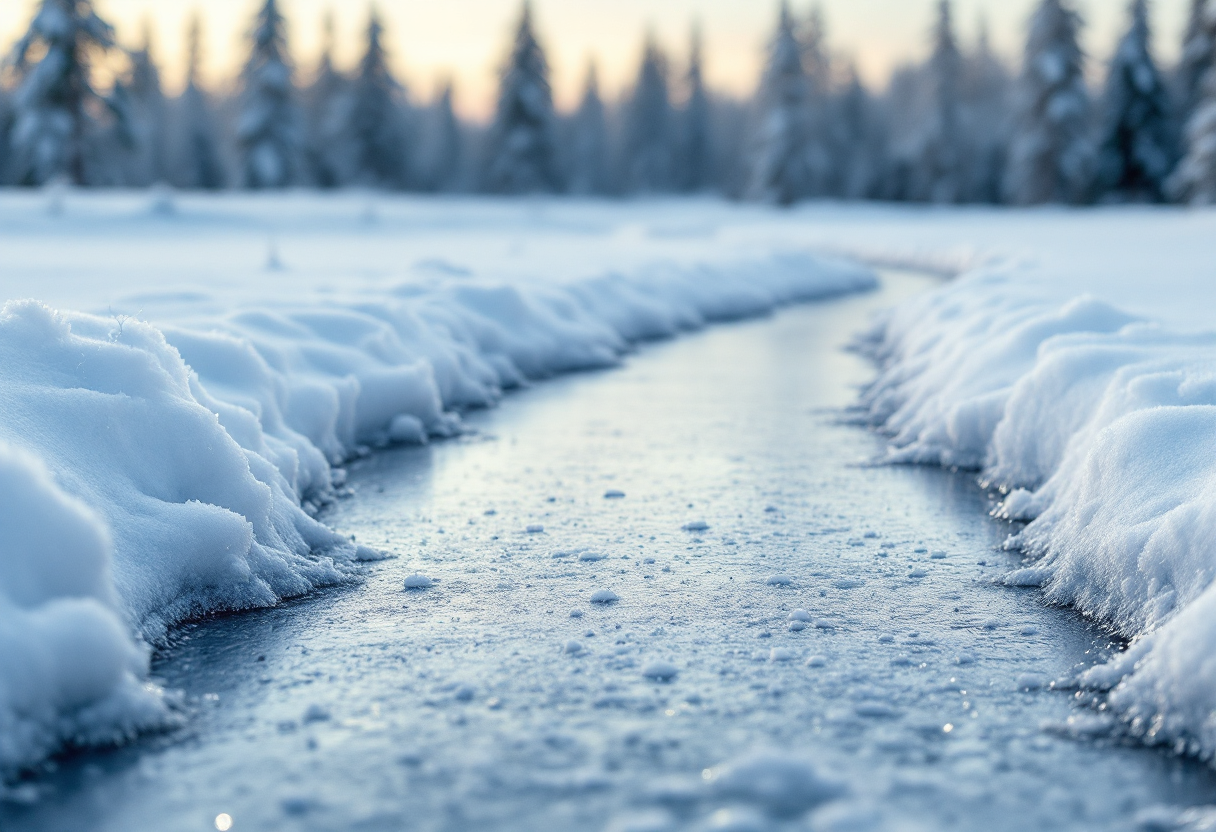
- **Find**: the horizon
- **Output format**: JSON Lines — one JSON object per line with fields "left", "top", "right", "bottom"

{"left": 0, "top": 0, "right": 1195, "bottom": 121}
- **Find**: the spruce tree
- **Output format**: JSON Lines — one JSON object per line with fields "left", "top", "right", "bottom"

{"left": 911, "top": 0, "right": 966, "bottom": 203}
{"left": 680, "top": 24, "right": 714, "bottom": 192}
{"left": 173, "top": 15, "right": 224, "bottom": 190}
{"left": 237, "top": 0, "right": 301, "bottom": 189}
{"left": 1172, "top": 5, "right": 1216, "bottom": 202}
{"left": 345, "top": 10, "right": 410, "bottom": 188}
{"left": 420, "top": 82, "right": 463, "bottom": 192}
{"left": 567, "top": 62, "right": 609, "bottom": 195}
{"left": 749, "top": 1, "right": 815, "bottom": 205}
{"left": 1097, "top": 0, "right": 1175, "bottom": 202}
{"left": 963, "top": 18, "right": 1013, "bottom": 203}
{"left": 9, "top": 0, "right": 116, "bottom": 186}
{"left": 623, "top": 33, "right": 675, "bottom": 193}
{"left": 304, "top": 14, "right": 348, "bottom": 188}
{"left": 1177, "top": 0, "right": 1215, "bottom": 129}
{"left": 483, "top": 1, "right": 561, "bottom": 194}
{"left": 828, "top": 65, "right": 881, "bottom": 199}
{"left": 126, "top": 24, "right": 168, "bottom": 186}
{"left": 1005, "top": 0, "right": 1094, "bottom": 205}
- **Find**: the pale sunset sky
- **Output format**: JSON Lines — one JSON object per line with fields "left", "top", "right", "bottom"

{"left": 0, "top": 0, "right": 1194, "bottom": 120}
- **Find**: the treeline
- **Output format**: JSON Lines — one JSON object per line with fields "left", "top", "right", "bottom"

{"left": 2, "top": 0, "right": 1216, "bottom": 205}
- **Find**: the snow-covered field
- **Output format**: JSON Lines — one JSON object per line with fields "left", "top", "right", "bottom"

{"left": 4, "top": 190, "right": 1216, "bottom": 795}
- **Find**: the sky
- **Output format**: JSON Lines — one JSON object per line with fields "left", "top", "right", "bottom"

{"left": 0, "top": 0, "right": 1194, "bottom": 121}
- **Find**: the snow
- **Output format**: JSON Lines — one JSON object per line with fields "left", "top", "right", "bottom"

{"left": 0, "top": 192, "right": 876, "bottom": 779}
{"left": 853, "top": 206, "right": 1216, "bottom": 763}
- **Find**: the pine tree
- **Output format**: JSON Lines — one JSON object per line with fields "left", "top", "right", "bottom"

{"left": 172, "top": 15, "right": 224, "bottom": 189}
{"left": 237, "top": 0, "right": 301, "bottom": 189}
{"left": 9, "top": 0, "right": 117, "bottom": 186}
{"left": 304, "top": 13, "right": 348, "bottom": 188}
{"left": 566, "top": 62, "right": 609, "bottom": 195}
{"left": 419, "top": 82, "right": 463, "bottom": 192}
{"left": 749, "top": 1, "right": 816, "bottom": 205}
{"left": 1096, "top": 0, "right": 1175, "bottom": 202}
{"left": 623, "top": 33, "right": 675, "bottom": 193}
{"left": 345, "top": 10, "right": 411, "bottom": 188}
{"left": 1005, "top": 0, "right": 1094, "bottom": 204}
{"left": 483, "top": 1, "right": 561, "bottom": 194}
{"left": 1172, "top": 4, "right": 1216, "bottom": 202}
{"left": 911, "top": 0, "right": 966, "bottom": 203}
{"left": 827, "top": 65, "right": 882, "bottom": 199}
{"left": 125, "top": 23, "right": 168, "bottom": 186}
{"left": 680, "top": 24, "right": 714, "bottom": 192}
{"left": 1177, "top": 0, "right": 1215, "bottom": 129}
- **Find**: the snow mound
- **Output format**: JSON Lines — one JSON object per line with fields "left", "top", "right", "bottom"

{"left": 859, "top": 263, "right": 1216, "bottom": 764}
{"left": 0, "top": 444, "right": 170, "bottom": 778}
{"left": 0, "top": 249, "right": 873, "bottom": 777}
{"left": 705, "top": 750, "right": 844, "bottom": 817}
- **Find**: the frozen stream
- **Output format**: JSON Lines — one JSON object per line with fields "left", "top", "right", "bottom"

{"left": 6, "top": 271, "right": 1216, "bottom": 832}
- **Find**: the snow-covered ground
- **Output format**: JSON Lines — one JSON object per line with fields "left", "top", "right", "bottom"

{"left": 5, "top": 191, "right": 1216, "bottom": 806}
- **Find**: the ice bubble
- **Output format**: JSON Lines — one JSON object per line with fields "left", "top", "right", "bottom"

{"left": 765, "top": 574, "right": 793, "bottom": 586}
{"left": 682, "top": 520, "right": 710, "bottom": 532}
{"left": 604, "top": 489, "right": 627, "bottom": 499}
{"left": 590, "top": 589, "right": 620, "bottom": 604}
{"left": 526, "top": 524, "right": 545, "bottom": 534}
{"left": 641, "top": 661, "right": 679, "bottom": 682}
{"left": 769, "top": 648, "right": 796, "bottom": 662}
{"left": 1018, "top": 624, "right": 1040, "bottom": 636}
{"left": 908, "top": 568, "right": 928, "bottom": 579}
{"left": 565, "top": 640, "right": 585, "bottom": 655}
{"left": 787, "top": 609, "right": 812, "bottom": 622}
{"left": 805, "top": 656, "right": 827, "bottom": 668}
{"left": 788, "top": 621, "right": 806, "bottom": 632}
{"left": 403, "top": 574, "right": 434, "bottom": 590}
{"left": 705, "top": 750, "right": 844, "bottom": 817}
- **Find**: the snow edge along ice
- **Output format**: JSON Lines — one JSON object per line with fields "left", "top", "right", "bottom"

{"left": 856, "top": 260, "right": 1216, "bottom": 764}
{"left": 0, "top": 250, "right": 875, "bottom": 782}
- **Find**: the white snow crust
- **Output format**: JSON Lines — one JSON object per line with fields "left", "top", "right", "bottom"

{"left": 859, "top": 259, "right": 1216, "bottom": 763}
{"left": 0, "top": 198, "right": 873, "bottom": 778}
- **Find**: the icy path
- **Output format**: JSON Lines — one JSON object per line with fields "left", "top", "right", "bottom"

{"left": 5, "top": 272, "right": 1215, "bottom": 832}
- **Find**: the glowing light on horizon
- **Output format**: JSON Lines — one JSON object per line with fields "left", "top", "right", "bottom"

{"left": 0, "top": 0, "right": 1190, "bottom": 121}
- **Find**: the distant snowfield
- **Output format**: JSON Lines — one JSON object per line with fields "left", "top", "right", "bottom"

{"left": 3, "top": 191, "right": 1216, "bottom": 779}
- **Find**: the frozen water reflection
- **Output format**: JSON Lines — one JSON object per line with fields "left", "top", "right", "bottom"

{"left": 5, "top": 271, "right": 1216, "bottom": 831}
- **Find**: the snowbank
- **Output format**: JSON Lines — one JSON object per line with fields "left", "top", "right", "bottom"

{"left": 857, "top": 262, "right": 1216, "bottom": 763}
{"left": 0, "top": 249, "right": 873, "bottom": 777}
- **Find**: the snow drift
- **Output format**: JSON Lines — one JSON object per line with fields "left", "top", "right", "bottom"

{"left": 0, "top": 250, "right": 873, "bottom": 779}
{"left": 858, "top": 263, "right": 1216, "bottom": 763}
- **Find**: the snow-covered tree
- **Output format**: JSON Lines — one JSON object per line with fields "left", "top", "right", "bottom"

{"left": 303, "top": 13, "right": 348, "bottom": 188}
{"left": 9, "top": 0, "right": 117, "bottom": 186}
{"left": 125, "top": 24, "right": 168, "bottom": 186}
{"left": 483, "top": 1, "right": 561, "bottom": 194}
{"left": 963, "top": 19, "right": 1013, "bottom": 203}
{"left": 418, "top": 82, "right": 463, "bottom": 192}
{"left": 826, "top": 65, "right": 883, "bottom": 199}
{"left": 1096, "top": 0, "right": 1175, "bottom": 202}
{"left": 1177, "top": 0, "right": 1215, "bottom": 130}
{"left": 909, "top": 0, "right": 967, "bottom": 203}
{"left": 566, "top": 63, "right": 609, "bottom": 195}
{"left": 1005, "top": 0, "right": 1094, "bottom": 205}
{"left": 1172, "top": 4, "right": 1216, "bottom": 202}
{"left": 172, "top": 15, "right": 225, "bottom": 190}
{"left": 344, "top": 10, "right": 411, "bottom": 188}
{"left": 0, "top": 70, "right": 15, "bottom": 185}
{"left": 622, "top": 33, "right": 675, "bottom": 193}
{"left": 237, "top": 0, "right": 302, "bottom": 189}
{"left": 749, "top": 2, "right": 817, "bottom": 205}
{"left": 680, "top": 24, "right": 714, "bottom": 192}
